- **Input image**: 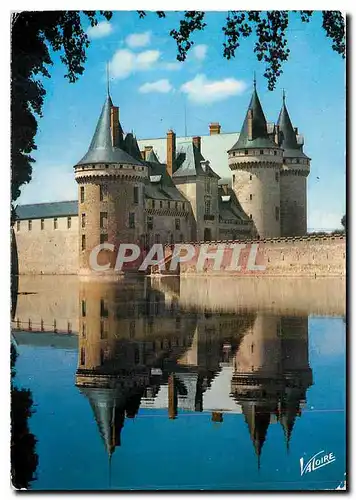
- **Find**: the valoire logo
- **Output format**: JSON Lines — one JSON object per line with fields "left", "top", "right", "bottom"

{"left": 300, "top": 451, "right": 336, "bottom": 476}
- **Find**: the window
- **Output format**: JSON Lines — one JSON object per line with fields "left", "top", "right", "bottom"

{"left": 81, "top": 234, "right": 86, "bottom": 251}
{"left": 260, "top": 150, "right": 264, "bottom": 155}
{"left": 250, "top": 174, "right": 253, "bottom": 180}
{"left": 175, "top": 218, "right": 180, "bottom": 230}
{"left": 16, "top": 220, "right": 20, "bottom": 231}
{"left": 80, "top": 347, "right": 85, "bottom": 365}
{"left": 99, "top": 184, "right": 107, "bottom": 201}
{"left": 81, "top": 213, "right": 86, "bottom": 228}
{"left": 80, "top": 186, "right": 85, "bottom": 203}
{"left": 41, "top": 219, "right": 44, "bottom": 230}
{"left": 147, "top": 216, "right": 153, "bottom": 230}
{"left": 250, "top": 214, "right": 253, "bottom": 219}
{"left": 168, "top": 201, "right": 171, "bottom": 209}
{"left": 100, "top": 233, "right": 108, "bottom": 244}
{"left": 275, "top": 206, "right": 280, "bottom": 221}
{"left": 100, "top": 349, "right": 105, "bottom": 365}
{"left": 205, "top": 199, "right": 211, "bottom": 215}
{"left": 274, "top": 151, "right": 277, "bottom": 156}
{"left": 245, "top": 150, "right": 249, "bottom": 155}
{"left": 100, "top": 211, "right": 107, "bottom": 229}
{"left": 100, "top": 321, "right": 107, "bottom": 339}
{"left": 53, "top": 319, "right": 57, "bottom": 333}
{"left": 275, "top": 172, "right": 279, "bottom": 182}
{"left": 134, "top": 348, "right": 140, "bottom": 365}
{"left": 54, "top": 218, "right": 58, "bottom": 230}
{"left": 133, "top": 186, "right": 139, "bottom": 204}
{"left": 100, "top": 299, "right": 109, "bottom": 318}
{"left": 28, "top": 220, "right": 32, "bottom": 231}
{"left": 129, "top": 212, "right": 135, "bottom": 228}
{"left": 81, "top": 300, "right": 86, "bottom": 317}
{"left": 67, "top": 322, "right": 72, "bottom": 334}
{"left": 180, "top": 233, "right": 184, "bottom": 242}
{"left": 206, "top": 178, "right": 211, "bottom": 194}
{"left": 232, "top": 174, "right": 235, "bottom": 183}
{"left": 152, "top": 200, "right": 155, "bottom": 209}
{"left": 250, "top": 194, "right": 253, "bottom": 201}
{"left": 175, "top": 202, "right": 178, "bottom": 210}
{"left": 160, "top": 201, "right": 163, "bottom": 209}
{"left": 155, "top": 233, "right": 160, "bottom": 244}
{"left": 82, "top": 323, "right": 86, "bottom": 338}
{"left": 129, "top": 321, "right": 135, "bottom": 338}
{"left": 296, "top": 158, "right": 300, "bottom": 164}
{"left": 67, "top": 216, "right": 71, "bottom": 229}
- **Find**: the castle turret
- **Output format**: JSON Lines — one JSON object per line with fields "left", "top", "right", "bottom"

{"left": 74, "top": 93, "right": 148, "bottom": 275}
{"left": 277, "top": 93, "right": 311, "bottom": 236}
{"left": 228, "top": 83, "right": 283, "bottom": 239}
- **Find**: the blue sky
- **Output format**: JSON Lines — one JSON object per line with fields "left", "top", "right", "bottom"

{"left": 18, "top": 11, "right": 346, "bottom": 230}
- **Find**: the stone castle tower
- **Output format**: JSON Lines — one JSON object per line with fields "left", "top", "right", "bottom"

{"left": 228, "top": 82, "right": 283, "bottom": 239}
{"left": 74, "top": 93, "right": 147, "bottom": 275}
{"left": 228, "top": 84, "right": 310, "bottom": 239}
{"left": 277, "top": 93, "right": 311, "bottom": 236}
{"left": 231, "top": 313, "right": 313, "bottom": 464}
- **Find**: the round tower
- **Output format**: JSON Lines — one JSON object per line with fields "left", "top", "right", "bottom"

{"left": 277, "top": 93, "right": 311, "bottom": 236}
{"left": 228, "top": 83, "right": 283, "bottom": 239}
{"left": 74, "top": 93, "right": 147, "bottom": 275}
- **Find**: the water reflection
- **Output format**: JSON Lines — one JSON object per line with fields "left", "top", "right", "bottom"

{"left": 11, "top": 275, "right": 345, "bottom": 489}
{"left": 75, "top": 278, "right": 312, "bottom": 466}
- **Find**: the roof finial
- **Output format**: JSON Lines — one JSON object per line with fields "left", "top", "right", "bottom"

{"left": 282, "top": 88, "right": 286, "bottom": 104}
{"left": 253, "top": 71, "right": 257, "bottom": 90}
{"left": 106, "top": 61, "right": 110, "bottom": 96}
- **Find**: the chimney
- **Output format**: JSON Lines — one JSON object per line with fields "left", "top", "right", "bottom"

{"left": 221, "top": 184, "right": 229, "bottom": 195}
{"left": 209, "top": 122, "right": 221, "bottom": 135}
{"left": 110, "top": 106, "right": 119, "bottom": 147}
{"left": 168, "top": 374, "right": 177, "bottom": 420}
{"left": 247, "top": 109, "right": 253, "bottom": 140}
{"left": 212, "top": 411, "right": 223, "bottom": 423}
{"left": 274, "top": 124, "right": 280, "bottom": 145}
{"left": 166, "top": 129, "right": 176, "bottom": 177}
{"left": 294, "top": 127, "right": 299, "bottom": 135}
{"left": 192, "top": 136, "right": 201, "bottom": 152}
{"left": 145, "top": 145, "right": 153, "bottom": 157}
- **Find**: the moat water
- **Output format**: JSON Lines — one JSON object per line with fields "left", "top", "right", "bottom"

{"left": 11, "top": 276, "right": 346, "bottom": 491}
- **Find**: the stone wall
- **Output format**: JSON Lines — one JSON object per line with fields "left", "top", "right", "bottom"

{"left": 176, "top": 234, "right": 346, "bottom": 278}
{"left": 14, "top": 215, "right": 79, "bottom": 275}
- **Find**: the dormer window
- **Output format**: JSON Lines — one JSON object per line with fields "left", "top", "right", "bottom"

{"left": 244, "top": 150, "right": 249, "bottom": 156}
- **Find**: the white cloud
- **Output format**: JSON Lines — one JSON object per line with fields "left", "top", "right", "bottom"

{"left": 308, "top": 209, "right": 343, "bottom": 231}
{"left": 126, "top": 31, "right": 152, "bottom": 48}
{"left": 163, "top": 62, "right": 182, "bottom": 71}
{"left": 180, "top": 74, "right": 247, "bottom": 104}
{"left": 191, "top": 44, "right": 208, "bottom": 61}
{"left": 139, "top": 79, "right": 173, "bottom": 94}
{"left": 87, "top": 21, "right": 113, "bottom": 39}
{"left": 110, "top": 49, "right": 161, "bottom": 80}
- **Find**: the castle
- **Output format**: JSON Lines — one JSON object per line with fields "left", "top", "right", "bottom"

{"left": 14, "top": 83, "right": 311, "bottom": 275}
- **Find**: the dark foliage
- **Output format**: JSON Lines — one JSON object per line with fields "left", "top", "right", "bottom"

{"left": 11, "top": 343, "right": 39, "bottom": 489}
{"left": 341, "top": 214, "right": 346, "bottom": 229}
{"left": 139, "top": 10, "right": 345, "bottom": 91}
{"left": 11, "top": 11, "right": 112, "bottom": 214}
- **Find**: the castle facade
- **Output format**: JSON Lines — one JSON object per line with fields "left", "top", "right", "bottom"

{"left": 14, "top": 84, "right": 310, "bottom": 276}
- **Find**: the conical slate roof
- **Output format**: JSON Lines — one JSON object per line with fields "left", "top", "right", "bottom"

{"left": 80, "top": 387, "right": 125, "bottom": 456}
{"left": 277, "top": 96, "right": 309, "bottom": 159}
{"left": 75, "top": 95, "right": 144, "bottom": 167}
{"left": 123, "top": 133, "right": 143, "bottom": 162}
{"left": 229, "top": 86, "right": 278, "bottom": 151}
{"left": 145, "top": 148, "right": 160, "bottom": 163}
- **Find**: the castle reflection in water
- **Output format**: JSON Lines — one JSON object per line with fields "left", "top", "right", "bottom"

{"left": 12, "top": 275, "right": 323, "bottom": 467}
